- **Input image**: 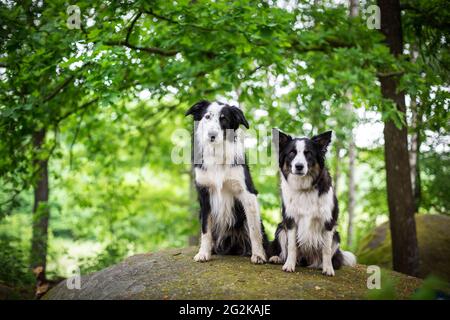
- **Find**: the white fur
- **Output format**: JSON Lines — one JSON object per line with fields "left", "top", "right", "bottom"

{"left": 282, "top": 227, "right": 297, "bottom": 272}
{"left": 196, "top": 102, "right": 224, "bottom": 146}
{"left": 281, "top": 175, "right": 334, "bottom": 251}
{"left": 277, "top": 173, "right": 338, "bottom": 273}
{"left": 291, "top": 140, "right": 308, "bottom": 175}
{"left": 195, "top": 165, "right": 245, "bottom": 240}
{"left": 321, "top": 229, "right": 335, "bottom": 276}
{"left": 194, "top": 215, "right": 213, "bottom": 262}
{"left": 342, "top": 250, "right": 357, "bottom": 267}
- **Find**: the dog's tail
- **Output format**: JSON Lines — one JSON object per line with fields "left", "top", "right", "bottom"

{"left": 341, "top": 250, "right": 357, "bottom": 267}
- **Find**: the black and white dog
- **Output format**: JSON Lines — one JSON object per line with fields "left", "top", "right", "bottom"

{"left": 269, "top": 129, "right": 356, "bottom": 276}
{"left": 185, "top": 100, "right": 268, "bottom": 264}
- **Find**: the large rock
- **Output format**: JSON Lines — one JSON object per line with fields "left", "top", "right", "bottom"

{"left": 44, "top": 247, "right": 421, "bottom": 300}
{"left": 356, "top": 214, "right": 450, "bottom": 281}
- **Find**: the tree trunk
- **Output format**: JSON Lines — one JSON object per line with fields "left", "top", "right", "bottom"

{"left": 409, "top": 96, "right": 422, "bottom": 213}
{"left": 333, "top": 146, "right": 341, "bottom": 195}
{"left": 30, "top": 129, "right": 50, "bottom": 279}
{"left": 409, "top": 48, "right": 421, "bottom": 213}
{"left": 349, "top": 0, "right": 359, "bottom": 16}
{"left": 345, "top": 0, "right": 358, "bottom": 249}
{"left": 378, "top": 0, "right": 419, "bottom": 276}
{"left": 347, "top": 137, "right": 356, "bottom": 248}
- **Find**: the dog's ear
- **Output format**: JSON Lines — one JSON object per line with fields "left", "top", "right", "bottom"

{"left": 230, "top": 106, "right": 249, "bottom": 129}
{"left": 311, "top": 131, "right": 332, "bottom": 154}
{"left": 272, "top": 128, "right": 292, "bottom": 153}
{"left": 185, "top": 100, "right": 210, "bottom": 118}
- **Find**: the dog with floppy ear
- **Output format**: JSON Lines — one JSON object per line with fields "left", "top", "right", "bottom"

{"left": 185, "top": 100, "right": 268, "bottom": 264}
{"left": 269, "top": 128, "right": 356, "bottom": 276}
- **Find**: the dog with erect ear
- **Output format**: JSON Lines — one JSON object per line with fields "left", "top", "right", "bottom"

{"left": 268, "top": 128, "right": 356, "bottom": 276}
{"left": 185, "top": 100, "right": 268, "bottom": 264}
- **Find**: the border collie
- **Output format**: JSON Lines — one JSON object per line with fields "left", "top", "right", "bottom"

{"left": 269, "top": 129, "right": 356, "bottom": 276}
{"left": 185, "top": 100, "right": 268, "bottom": 264}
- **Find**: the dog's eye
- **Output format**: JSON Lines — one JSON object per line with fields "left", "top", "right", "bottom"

{"left": 220, "top": 114, "right": 225, "bottom": 119}
{"left": 289, "top": 151, "right": 296, "bottom": 158}
{"left": 205, "top": 114, "right": 211, "bottom": 120}
{"left": 304, "top": 151, "right": 311, "bottom": 156}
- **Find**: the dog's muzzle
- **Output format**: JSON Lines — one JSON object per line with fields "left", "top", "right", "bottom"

{"left": 208, "top": 130, "right": 218, "bottom": 142}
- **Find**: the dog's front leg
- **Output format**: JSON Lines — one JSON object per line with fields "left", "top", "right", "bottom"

{"left": 322, "top": 230, "right": 335, "bottom": 276}
{"left": 282, "top": 224, "right": 297, "bottom": 272}
{"left": 194, "top": 214, "right": 213, "bottom": 262}
{"left": 239, "top": 192, "right": 266, "bottom": 264}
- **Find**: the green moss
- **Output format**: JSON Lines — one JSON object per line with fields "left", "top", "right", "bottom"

{"left": 44, "top": 247, "right": 422, "bottom": 300}
{"left": 356, "top": 214, "right": 450, "bottom": 281}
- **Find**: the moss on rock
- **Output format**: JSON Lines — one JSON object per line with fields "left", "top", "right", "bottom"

{"left": 44, "top": 247, "right": 421, "bottom": 300}
{"left": 356, "top": 214, "right": 450, "bottom": 281}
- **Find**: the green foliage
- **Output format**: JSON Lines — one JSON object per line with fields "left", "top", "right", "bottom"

{"left": 0, "top": 0, "right": 448, "bottom": 289}
{"left": 420, "top": 151, "right": 450, "bottom": 214}
{"left": 410, "top": 276, "right": 450, "bottom": 300}
{"left": 366, "top": 271, "right": 449, "bottom": 300}
{"left": 0, "top": 234, "right": 34, "bottom": 287}
{"left": 77, "top": 241, "right": 130, "bottom": 275}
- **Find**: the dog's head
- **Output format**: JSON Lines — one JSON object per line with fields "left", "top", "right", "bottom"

{"left": 185, "top": 100, "right": 249, "bottom": 145}
{"left": 272, "top": 128, "right": 332, "bottom": 180}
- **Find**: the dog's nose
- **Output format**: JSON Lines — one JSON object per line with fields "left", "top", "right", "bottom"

{"left": 208, "top": 131, "right": 218, "bottom": 142}
{"left": 295, "top": 163, "right": 304, "bottom": 171}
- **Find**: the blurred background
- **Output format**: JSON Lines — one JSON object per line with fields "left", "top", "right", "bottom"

{"left": 0, "top": 0, "right": 448, "bottom": 299}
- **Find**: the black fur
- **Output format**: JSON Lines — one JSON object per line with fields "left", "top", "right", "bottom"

{"left": 197, "top": 186, "right": 211, "bottom": 234}
{"left": 324, "top": 194, "right": 339, "bottom": 231}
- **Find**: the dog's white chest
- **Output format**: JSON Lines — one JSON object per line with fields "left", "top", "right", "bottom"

{"left": 195, "top": 165, "right": 245, "bottom": 192}
{"left": 281, "top": 178, "right": 334, "bottom": 249}
{"left": 283, "top": 189, "right": 320, "bottom": 218}
{"left": 195, "top": 165, "right": 247, "bottom": 234}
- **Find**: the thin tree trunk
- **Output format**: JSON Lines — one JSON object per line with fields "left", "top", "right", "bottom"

{"left": 333, "top": 146, "right": 341, "bottom": 195}
{"left": 345, "top": 0, "right": 358, "bottom": 248}
{"left": 347, "top": 137, "right": 356, "bottom": 248}
{"left": 409, "top": 48, "right": 422, "bottom": 213}
{"left": 30, "top": 128, "right": 50, "bottom": 282}
{"left": 378, "top": 0, "right": 419, "bottom": 276}
{"left": 413, "top": 118, "right": 422, "bottom": 212}
{"left": 349, "top": 0, "right": 359, "bottom": 16}
{"left": 409, "top": 97, "right": 422, "bottom": 213}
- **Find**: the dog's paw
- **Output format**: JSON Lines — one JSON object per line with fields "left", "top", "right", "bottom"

{"left": 194, "top": 251, "right": 211, "bottom": 262}
{"left": 251, "top": 253, "right": 267, "bottom": 264}
{"left": 282, "top": 261, "right": 296, "bottom": 272}
{"left": 322, "top": 264, "right": 335, "bottom": 276}
{"left": 269, "top": 256, "right": 282, "bottom": 264}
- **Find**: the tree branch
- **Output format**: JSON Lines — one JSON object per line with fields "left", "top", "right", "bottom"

{"left": 55, "top": 98, "right": 99, "bottom": 123}
{"left": 126, "top": 12, "right": 143, "bottom": 44}
{"left": 69, "top": 109, "right": 86, "bottom": 169}
{"left": 104, "top": 10, "right": 179, "bottom": 57}
{"left": 377, "top": 70, "right": 405, "bottom": 78}
{"left": 43, "top": 62, "right": 93, "bottom": 103}
{"left": 143, "top": 9, "right": 214, "bottom": 32}
{"left": 290, "top": 37, "right": 353, "bottom": 53}
{"left": 43, "top": 75, "right": 75, "bottom": 103}
{"left": 105, "top": 40, "right": 178, "bottom": 56}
